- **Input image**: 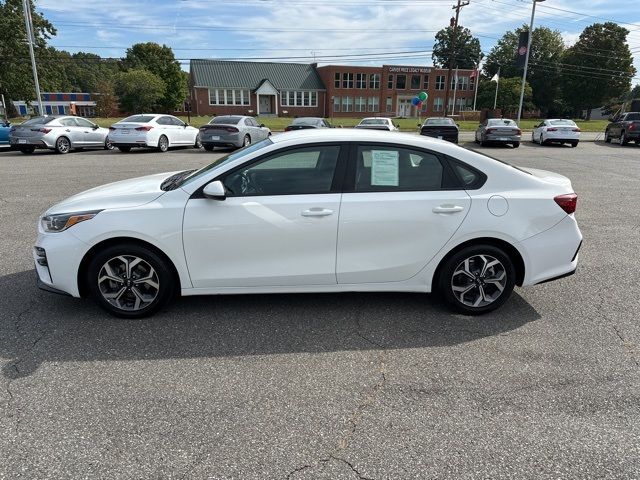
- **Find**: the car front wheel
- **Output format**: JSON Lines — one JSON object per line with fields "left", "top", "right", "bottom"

{"left": 87, "top": 243, "right": 176, "bottom": 318}
{"left": 158, "top": 135, "right": 169, "bottom": 152}
{"left": 55, "top": 136, "right": 71, "bottom": 154}
{"left": 438, "top": 245, "right": 516, "bottom": 315}
{"left": 604, "top": 130, "right": 611, "bottom": 143}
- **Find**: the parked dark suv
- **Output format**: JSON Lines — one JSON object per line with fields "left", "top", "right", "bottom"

{"left": 605, "top": 112, "right": 640, "bottom": 145}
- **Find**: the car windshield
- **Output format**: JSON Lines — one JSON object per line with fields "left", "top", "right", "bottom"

{"left": 178, "top": 138, "right": 273, "bottom": 188}
{"left": 292, "top": 118, "right": 320, "bottom": 126}
{"left": 487, "top": 119, "right": 517, "bottom": 126}
{"left": 209, "top": 116, "right": 242, "bottom": 125}
{"left": 425, "top": 118, "right": 454, "bottom": 126}
{"left": 548, "top": 119, "right": 576, "bottom": 126}
{"left": 21, "top": 116, "right": 55, "bottom": 126}
{"left": 121, "top": 115, "right": 156, "bottom": 123}
{"left": 359, "top": 119, "right": 387, "bottom": 125}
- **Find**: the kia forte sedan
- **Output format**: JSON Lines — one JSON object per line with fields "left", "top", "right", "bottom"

{"left": 34, "top": 130, "right": 582, "bottom": 318}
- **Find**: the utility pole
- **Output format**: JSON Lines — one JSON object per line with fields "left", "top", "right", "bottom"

{"left": 443, "top": 0, "right": 469, "bottom": 117}
{"left": 22, "top": 0, "right": 43, "bottom": 116}
{"left": 517, "top": 0, "right": 545, "bottom": 123}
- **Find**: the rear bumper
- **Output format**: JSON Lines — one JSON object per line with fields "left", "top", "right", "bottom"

{"left": 201, "top": 133, "right": 241, "bottom": 147}
{"left": 623, "top": 131, "right": 640, "bottom": 140}
{"left": 111, "top": 142, "right": 153, "bottom": 148}
{"left": 9, "top": 138, "right": 53, "bottom": 149}
{"left": 420, "top": 131, "right": 458, "bottom": 143}
{"left": 485, "top": 134, "right": 521, "bottom": 142}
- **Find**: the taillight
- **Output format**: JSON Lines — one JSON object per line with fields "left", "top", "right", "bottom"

{"left": 199, "top": 127, "right": 206, "bottom": 132}
{"left": 135, "top": 126, "right": 153, "bottom": 131}
{"left": 547, "top": 128, "right": 557, "bottom": 132}
{"left": 485, "top": 128, "right": 494, "bottom": 133}
{"left": 554, "top": 193, "right": 577, "bottom": 214}
{"left": 572, "top": 128, "right": 581, "bottom": 132}
{"left": 629, "top": 124, "right": 636, "bottom": 131}
{"left": 516, "top": 128, "right": 522, "bottom": 135}
{"left": 108, "top": 126, "right": 116, "bottom": 131}
{"left": 223, "top": 126, "right": 239, "bottom": 133}
{"left": 31, "top": 128, "right": 51, "bottom": 133}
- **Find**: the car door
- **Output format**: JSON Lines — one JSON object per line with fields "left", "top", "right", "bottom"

{"left": 336, "top": 143, "right": 471, "bottom": 284}
{"left": 182, "top": 143, "right": 347, "bottom": 288}
{"left": 75, "top": 117, "right": 103, "bottom": 146}
{"left": 58, "top": 118, "right": 86, "bottom": 146}
{"left": 157, "top": 116, "right": 178, "bottom": 144}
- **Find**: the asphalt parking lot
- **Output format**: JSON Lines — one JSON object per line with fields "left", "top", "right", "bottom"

{"left": 1, "top": 140, "right": 638, "bottom": 479}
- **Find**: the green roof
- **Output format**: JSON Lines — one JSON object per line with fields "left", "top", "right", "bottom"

{"left": 191, "top": 59, "right": 326, "bottom": 90}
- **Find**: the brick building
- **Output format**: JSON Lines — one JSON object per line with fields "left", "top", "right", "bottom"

{"left": 187, "top": 59, "right": 476, "bottom": 119}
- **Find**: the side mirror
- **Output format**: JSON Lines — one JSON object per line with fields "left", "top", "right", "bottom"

{"left": 456, "top": 123, "right": 460, "bottom": 127}
{"left": 395, "top": 124, "right": 399, "bottom": 128}
{"left": 184, "top": 123, "right": 189, "bottom": 127}
{"left": 417, "top": 123, "right": 421, "bottom": 127}
{"left": 260, "top": 123, "right": 265, "bottom": 127}
{"left": 203, "top": 180, "right": 226, "bottom": 200}
{"left": 92, "top": 124, "right": 99, "bottom": 129}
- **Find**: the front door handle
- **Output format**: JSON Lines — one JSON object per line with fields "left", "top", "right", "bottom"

{"left": 301, "top": 208, "right": 334, "bottom": 217}
{"left": 432, "top": 205, "right": 465, "bottom": 214}
{"left": 65, "top": 129, "right": 71, "bottom": 132}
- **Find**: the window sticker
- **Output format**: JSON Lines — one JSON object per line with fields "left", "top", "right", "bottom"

{"left": 371, "top": 150, "right": 399, "bottom": 186}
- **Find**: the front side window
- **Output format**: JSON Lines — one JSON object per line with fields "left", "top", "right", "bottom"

{"left": 354, "top": 145, "right": 444, "bottom": 192}
{"left": 223, "top": 145, "right": 341, "bottom": 196}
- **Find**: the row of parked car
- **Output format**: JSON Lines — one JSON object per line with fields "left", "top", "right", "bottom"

{"left": 1, "top": 112, "right": 639, "bottom": 154}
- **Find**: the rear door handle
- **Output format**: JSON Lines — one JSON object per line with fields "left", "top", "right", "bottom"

{"left": 301, "top": 208, "right": 334, "bottom": 217}
{"left": 432, "top": 205, "right": 465, "bottom": 214}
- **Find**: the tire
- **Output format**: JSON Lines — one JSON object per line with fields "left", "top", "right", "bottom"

{"left": 512, "top": 142, "right": 520, "bottom": 148}
{"left": 620, "top": 131, "right": 629, "bottom": 146}
{"left": 541, "top": 134, "right": 549, "bottom": 146}
{"left": 158, "top": 135, "right": 169, "bottom": 152}
{"left": 117, "top": 146, "right": 131, "bottom": 153}
{"left": 20, "top": 146, "right": 36, "bottom": 154}
{"left": 243, "top": 134, "right": 251, "bottom": 147}
{"left": 571, "top": 141, "right": 578, "bottom": 148}
{"left": 438, "top": 244, "right": 516, "bottom": 315}
{"left": 194, "top": 135, "right": 202, "bottom": 149}
{"left": 604, "top": 130, "right": 611, "bottom": 143}
{"left": 105, "top": 139, "right": 114, "bottom": 150}
{"left": 87, "top": 243, "right": 176, "bottom": 319}
{"left": 480, "top": 135, "right": 487, "bottom": 147}
{"left": 474, "top": 134, "right": 480, "bottom": 144}
{"left": 203, "top": 144, "right": 214, "bottom": 151}
{"left": 55, "top": 136, "right": 71, "bottom": 154}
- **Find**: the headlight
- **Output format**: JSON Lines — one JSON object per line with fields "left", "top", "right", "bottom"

{"left": 41, "top": 210, "right": 103, "bottom": 233}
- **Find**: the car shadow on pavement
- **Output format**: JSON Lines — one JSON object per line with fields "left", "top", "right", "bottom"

{"left": 1, "top": 269, "right": 540, "bottom": 379}
{"left": 593, "top": 141, "right": 640, "bottom": 148}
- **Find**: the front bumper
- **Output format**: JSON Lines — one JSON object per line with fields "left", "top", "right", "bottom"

{"left": 34, "top": 230, "right": 88, "bottom": 297}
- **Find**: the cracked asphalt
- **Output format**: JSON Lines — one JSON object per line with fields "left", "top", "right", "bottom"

{"left": 0, "top": 140, "right": 638, "bottom": 479}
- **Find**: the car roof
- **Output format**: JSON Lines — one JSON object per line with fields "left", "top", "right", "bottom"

{"left": 272, "top": 128, "right": 455, "bottom": 148}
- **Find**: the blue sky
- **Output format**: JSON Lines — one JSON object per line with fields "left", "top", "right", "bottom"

{"left": 37, "top": 0, "right": 640, "bottom": 84}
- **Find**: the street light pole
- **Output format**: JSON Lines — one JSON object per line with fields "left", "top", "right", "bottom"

{"left": 22, "top": 0, "right": 43, "bottom": 116}
{"left": 516, "top": 0, "right": 545, "bottom": 124}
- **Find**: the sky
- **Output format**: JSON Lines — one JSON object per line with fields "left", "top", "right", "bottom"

{"left": 36, "top": 0, "right": 640, "bottom": 85}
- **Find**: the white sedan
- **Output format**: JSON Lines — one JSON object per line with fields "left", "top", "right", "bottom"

{"left": 532, "top": 119, "right": 581, "bottom": 147}
{"left": 355, "top": 117, "right": 399, "bottom": 131}
{"left": 108, "top": 114, "right": 201, "bottom": 153}
{"left": 34, "top": 129, "right": 582, "bottom": 318}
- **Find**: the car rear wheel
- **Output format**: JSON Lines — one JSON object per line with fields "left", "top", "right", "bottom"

{"left": 87, "top": 243, "right": 176, "bottom": 318}
{"left": 55, "top": 136, "right": 71, "bottom": 154}
{"left": 117, "top": 146, "right": 131, "bottom": 153}
{"left": 203, "top": 144, "right": 214, "bottom": 151}
{"left": 243, "top": 135, "right": 251, "bottom": 147}
{"left": 604, "top": 130, "right": 611, "bottom": 143}
{"left": 194, "top": 135, "right": 202, "bottom": 149}
{"left": 620, "top": 131, "right": 629, "bottom": 146}
{"left": 19, "top": 146, "right": 36, "bottom": 154}
{"left": 541, "top": 134, "right": 549, "bottom": 146}
{"left": 571, "top": 141, "right": 578, "bottom": 148}
{"left": 158, "top": 135, "right": 169, "bottom": 152}
{"left": 438, "top": 245, "right": 516, "bottom": 315}
{"left": 512, "top": 142, "right": 520, "bottom": 148}
{"left": 105, "top": 139, "right": 114, "bottom": 150}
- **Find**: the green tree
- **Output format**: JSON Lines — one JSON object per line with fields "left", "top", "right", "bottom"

{"left": 94, "top": 80, "right": 118, "bottom": 117}
{"left": 560, "top": 22, "right": 636, "bottom": 119}
{"left": 475, "top": 77, "right": 533, "bottom": 114}
{"left": 0, "top": 0, "right": 57, "bottom": 108}
{"left": 432, "top": 25, "right": 482, "bottom": 69}
{"left": 483, "top": 25, "right": 565, "bottom": 116}
{"left": 122, "top": 42, "right": 187, "bottom": 112}
{"left": 114, "top": 69, "right": 165, "bottom": 113}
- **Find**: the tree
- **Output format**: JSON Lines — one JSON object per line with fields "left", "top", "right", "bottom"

{"left": 0, "top": 0, "right": 57, "bottom": 108}
{"left": 483, "top": 25, "right": 565, "bottom": 116}
{"left": 122, "top": 43, "right": 187, "bottom": 112}
{"left": 61, "top": 52, "right": 119, "bottom": 92}
{"left": 560, "top": 22, "right": 636, "bottom": 119}
{"left": 432, "top": 25, "right": 482, "bottom": 69}
{"left": 475, "top": 77, "right": 533, "bottom": 114}
{"left": 94, "top": 80, "right": 118, "bottom": 117}
{"left": 114, "top": 69, "right": 165, "bottom": 113}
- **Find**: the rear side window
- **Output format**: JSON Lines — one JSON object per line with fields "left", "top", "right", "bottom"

{"left": 59, "top": 118, "right": 78, "bottom": 127}
{"left": 354, "top": 145, "right": 444, "bottom": 192}
{"left": 447, "top": 157, "right": 488, "bottom": 189}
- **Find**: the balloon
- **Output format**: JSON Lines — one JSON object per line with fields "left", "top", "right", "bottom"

{"left": 418, "top": 91, "right": 428, "bottom": 101}
{"left": 411, "top": 97, "right": 420, "bottom": 106}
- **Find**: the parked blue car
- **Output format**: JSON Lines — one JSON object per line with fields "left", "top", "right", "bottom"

{"left": 0, "top": 120, "right": 11, "bottom": 147}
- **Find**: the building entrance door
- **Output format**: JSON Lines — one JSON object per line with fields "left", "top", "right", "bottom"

{"left": 398, "top": 98, "right": 412, "bottom": 117}
{"left": 259, "top": 96, "right": 272, "bottom": 114}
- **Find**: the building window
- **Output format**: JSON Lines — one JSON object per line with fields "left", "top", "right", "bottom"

{"left": 209, "top": 88, "right": 250, "bottom": 106}
{"left": 342, "top": 73, "right": 353, "bottom": 89}
{"left": 334, "top": 72, "right": 340, "bottom": 88}
{"left": 434, "top": 97, "right": 443, "bottom": 112}
{"left": 435, "top": 75, "right": 445, "bottom": 90}
{"left": 455, "top": 97, "right": 467, "bottom": 111}
{"left": 356, "top": 73, "right": 367, "bottom": 89}
{"left": 342, "top": 96, "right": 353, "bottom": 112}
{"left": 355, "top": 96, "right": 366, "bottom": 112}
{"left": 386, "top": 96, "right": 392, "bottom": 113}
{"left": 470, "top": 76, "right": 475, "bottom": 91}
{"left": 333, "top": 96, "right": 340, "bottom": 112}
{"left": 458, "top": 76, "right": 469, "bottom": 91}
{"left": 367, "top": 97, "right": 379, "bottom": 112}
{"left": 387, "top": 74, "right": 394, "bottom": 89}
{"left": 369, "top": 73, "right": 380, "bottom": 89}
{"left": 411, "top": 74, "right": 421, "bottom": 90}
{"left": 423, "top": 75, "right": 429, "bottom": 90}
{"left": 281, "top": 91, "right": 318, "bottom": 107}
{"left": 396, "top": 75, "right": 406, "bottom": 89}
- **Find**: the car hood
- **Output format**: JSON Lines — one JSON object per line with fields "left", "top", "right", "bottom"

{"left": 46, "top": 171, "right": 181, "bottom": 215}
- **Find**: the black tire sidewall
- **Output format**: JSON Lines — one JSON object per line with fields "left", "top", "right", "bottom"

{"left": 438, "top": 244, "right": 516, "bottom": 315}
{"left": 56, "top": 136, "right": 70, "bottom": 154}
{"left": 87, "top": 243, "right": 175, "bottom": 319}
{"left": 158, "top": 135, "right": 169, "bottom": 152}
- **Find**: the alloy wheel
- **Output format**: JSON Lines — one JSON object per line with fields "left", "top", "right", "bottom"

{"left": 56, "top": 137, "right": 70, "bottom": 154}
{"left": 97, "top": 255, "right": 160, "bottom": 311}
{"left": 159, "top": 136, "right": 169, "bottom": 152}
{"left": 450, "top": 254, "right": 507, "bottom": 308}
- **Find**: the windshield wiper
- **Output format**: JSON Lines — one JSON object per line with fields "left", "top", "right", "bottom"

{"left": 160, "top": 169, "right": 196, "bottom": 191}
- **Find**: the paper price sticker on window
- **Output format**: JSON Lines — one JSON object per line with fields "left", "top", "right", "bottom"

{"left": 371, "top": 150, "right": 399, "bottom": 186}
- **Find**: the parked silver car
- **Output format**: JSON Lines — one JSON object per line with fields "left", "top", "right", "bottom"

{"left": 10, "top": 115, "right": 112, "bottom": 154}
{"left": 475, "top": 118, "right": 522, "bottom": 148}
{"left": 199, "top": 115, "right": 271, "bottom": 150}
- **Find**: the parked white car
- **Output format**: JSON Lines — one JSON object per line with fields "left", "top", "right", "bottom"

{"left": 108, "top": 114, "right": 201, "bottom": 153}
{"left": 532, "top": 119, "right": 581, "bottom": 147}
{"left": 355, "top": 117, "right": 399, "bottom": 131}
{"left": 34, "top": 130, "right": 582, "bottom": 318}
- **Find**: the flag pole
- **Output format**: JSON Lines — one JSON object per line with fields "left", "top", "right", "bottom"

{"left": 452, "top": 66, "right": 459, "bottom": 115}
{"left": 472, "top": 57, "right": 480, "bottom": 111}
{"left": 493, "top": 66, "right": 500, "bottom": 110}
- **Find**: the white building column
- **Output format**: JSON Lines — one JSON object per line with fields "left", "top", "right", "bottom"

{"left": 275, "top": 94, "right": 278, "bottom": 116}
{"left": 256, "top": 93, "right": 260, "bottom": 115}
